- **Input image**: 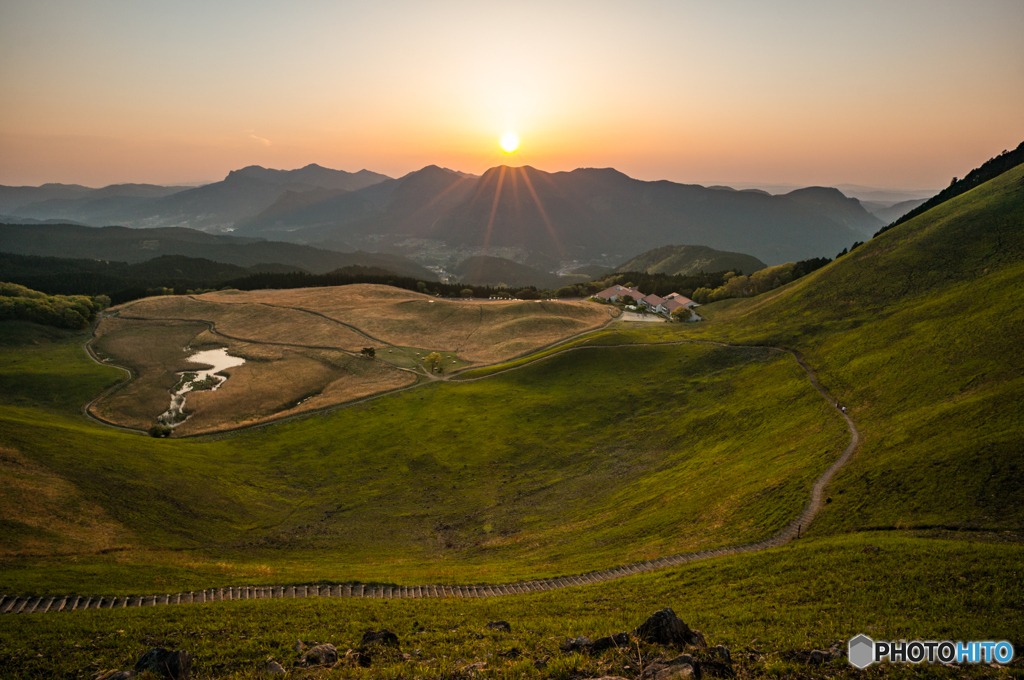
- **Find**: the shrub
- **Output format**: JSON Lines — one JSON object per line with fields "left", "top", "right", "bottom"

{"left": 672, "top": 306, "right": 693, "bottom": 321}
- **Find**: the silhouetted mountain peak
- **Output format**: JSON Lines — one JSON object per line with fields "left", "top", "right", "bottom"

{"left": 784, "top": 186, "right": 850, "bottom": 201}
{"left": 224, "top": 164, "right": 390, "bottom": 192}
{"left": 568, "top": 167, "right": 633, "bottom": 181}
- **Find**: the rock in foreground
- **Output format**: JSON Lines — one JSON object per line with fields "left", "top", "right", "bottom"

{"left": 634, "top": 608, "right": 706, "bottom": 648}
{"left": 133, "top": 648, "right": 192, "bottom": 680}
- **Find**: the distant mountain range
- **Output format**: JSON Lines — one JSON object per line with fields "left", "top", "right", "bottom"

{"left": 859, "top": 198, "right": 929, "bottom": 223}
{"left": 2, "top": 163, "right": 936, "bottom": 269}
{"left": 0, "top": 165, "right": 389, "bottom": 232}
{"left": 266, "top": 165, "right": 884, "bottom": 266}
{"left": 0, "top": 223, "right": 434, "bottom": 279}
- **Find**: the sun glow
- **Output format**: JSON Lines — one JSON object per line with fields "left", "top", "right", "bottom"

{"left": 500, "top": 131, "right": 520, "bottom": 154}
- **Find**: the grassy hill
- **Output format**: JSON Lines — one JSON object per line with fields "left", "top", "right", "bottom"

{"left": 86, "top": 286, "right": 614, "bottom": 434}
{"left": 2, "top": 165, "right": 1019, "bottom": 581}
{"left": 617, "top": 244, "right": 767, "bottom": 276}
{"left": 668, "top": 162, "right": 1024, "bottom": 535}
{"left": 0, "top": 160, "right": 1022, "bottom": 678}
{"left": 0, "top": 319, "right": 848, "bottom": 593}
{"left": 2, "top": 532, "right": 1021, "bottom": 679}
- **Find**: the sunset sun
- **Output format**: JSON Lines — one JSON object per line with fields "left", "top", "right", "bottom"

{"left": 500, "top": 131, "right": 520, "bottom": 154}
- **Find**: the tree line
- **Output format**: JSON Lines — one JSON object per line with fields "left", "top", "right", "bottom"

{"left": 689, "top": 258, "right": 831, "bottom": 304}
{"left": 0, "top": 282, "right": 110, "bottom": 329}
{"left": 874, "top": 140, "right": 1024, "bottom": 238}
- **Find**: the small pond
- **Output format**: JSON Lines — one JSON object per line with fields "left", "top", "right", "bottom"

{"left": 158, "top": 348, "right": 245, "bottom": 427}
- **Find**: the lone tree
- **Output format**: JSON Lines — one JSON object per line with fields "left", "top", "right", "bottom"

{"left": 671, "top": 306, "right": 693, "bottom": 322}
{"left": 460, "top": 288, "right": 474, "bottom": 298}
{"left": 360, "top": 347, "right": 376, "bottom": 359}
{"left": 424, "top": 352, "right": 442, "bottom": 373}
{"left": 148, "top": 424, "right": 172, "bottom": 438}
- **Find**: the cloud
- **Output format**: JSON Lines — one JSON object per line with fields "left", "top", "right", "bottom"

{"left": 245, "top": 130, "right": 271, "bottom": 146}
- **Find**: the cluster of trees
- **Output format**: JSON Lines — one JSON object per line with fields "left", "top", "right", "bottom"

{"left": 0, "top": 282, "right": 110, "bottom": 329}
{"left": 0, "top": 253, "right": 245, "bottom": 305}
{"left": 689, "top": 258, "right": 831, "bottom": 304}
{"left": 592, "top": 270, "right": 736, "bottom": 300}
{"left": 835, "top": 242, "right": 864, "bottom": 259}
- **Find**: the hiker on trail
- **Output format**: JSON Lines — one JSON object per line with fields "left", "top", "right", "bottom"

{"left": 842, "top": 406, "right": 847, "bottom": 414}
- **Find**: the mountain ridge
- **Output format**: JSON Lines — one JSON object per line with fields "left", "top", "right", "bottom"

{"left": 0, "top": 223, "right": 435, "bottom": 280}
{"left": 3, "top": 163, "right": 886, "bottom": 266}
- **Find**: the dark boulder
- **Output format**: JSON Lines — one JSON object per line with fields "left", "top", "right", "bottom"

{"left": 561, "top": 635, "right": 593, "bottom": 653}
{"left": 640, "top": 654, "right": 698, "bottom": 680}
{"left": 361, "top": 629, "right": 400, "bottom": 647}
{"left": 300, "top": 644, "right": 338, "bottom": 667}
{"left": 345, "top": 649, "right": 373, "bottom": 668}
{"left": 634, "top": 609, "right": 706, "bottom": 648}
{"left": 562, "top": 631, "right": 632, "bottom": 655}
{"left": 133, "top": 648, "right": 192, "bottom": 680}
{"left": 591, "top": 632, "right": 631, "bottom": 653}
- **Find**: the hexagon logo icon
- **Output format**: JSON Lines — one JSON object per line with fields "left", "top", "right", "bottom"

{"left": 848, "top": 634, "right": 875, "bottom": 669}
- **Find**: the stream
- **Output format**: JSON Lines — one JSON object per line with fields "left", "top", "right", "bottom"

{"left": 157, "top": 348, "right": 245, "bottom": 427}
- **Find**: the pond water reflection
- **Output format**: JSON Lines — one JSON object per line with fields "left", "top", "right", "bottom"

{"left": 157, "top": 348, "right": 245, "bottom": 427}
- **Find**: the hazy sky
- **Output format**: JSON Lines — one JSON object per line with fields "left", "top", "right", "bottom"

{"left": 1, "top": 0, "right": 1021, "bottom": 189}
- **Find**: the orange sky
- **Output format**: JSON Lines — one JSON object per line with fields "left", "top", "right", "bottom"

{"left": 1, "top": 1, "right": 1021, "bottom": 189}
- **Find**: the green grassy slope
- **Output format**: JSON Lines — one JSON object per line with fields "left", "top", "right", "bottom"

{"left": 679, "top": 163, "right": 1024, "bottom": 536}
{"left": 1, "top": 163, "right": 1022, "bottom": 680}
{"left": 1, "top": 533, "right": 1020, "bottom": 679}
{"left": 0, "top": 319, "right": 847, "bottom": 594}
{"left": 0, "top": 322, "right": 123, "bottom": 414}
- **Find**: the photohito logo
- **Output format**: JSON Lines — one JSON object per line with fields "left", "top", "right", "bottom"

{"left": 848, "top": 634, "right": 1015, "bottom": 669}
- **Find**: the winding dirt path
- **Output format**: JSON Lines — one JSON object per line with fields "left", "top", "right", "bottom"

{"left": 4, "top": 326, "right": 860, "bottom": 614}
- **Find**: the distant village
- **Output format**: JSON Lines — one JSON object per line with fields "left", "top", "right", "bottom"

{"left": 594, "top": 284, "right": 701, "bottom": 320}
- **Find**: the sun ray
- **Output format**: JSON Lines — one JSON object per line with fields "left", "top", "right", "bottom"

{"left": 518, "top": 166, "right": 564, "bottom": 256}
{"left": 509, "top": 164, "right": 523, "bottom": 221}
{"left": 402, "top": 174, "right": 475, "bottom": 230}
{"left": 483, "top": 165, "right": 508, "bottom": 254}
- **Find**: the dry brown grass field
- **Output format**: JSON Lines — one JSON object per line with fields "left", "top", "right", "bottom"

{"left": 201, "top": 284, "right": 617, "bottom": 363}
{"left": 89, "top": 284, "right": 613, "bottom": 435}
{"left": 116, "top": 295, "right": 370, "bottom": 350}
{"left": 90, "top": 317, "right": 416, "bottom": 435}
{"left": 177, "top": 345, "right": 416, "bottom": 435}
{"left": 90, "top": 318, "right": 213, "bottom": 429}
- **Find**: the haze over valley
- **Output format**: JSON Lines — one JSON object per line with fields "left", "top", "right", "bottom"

{"left": 3, "top": 161, "right": 914, "bottom": 282}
